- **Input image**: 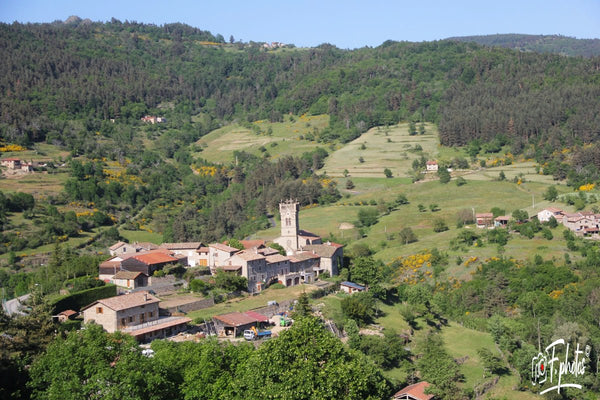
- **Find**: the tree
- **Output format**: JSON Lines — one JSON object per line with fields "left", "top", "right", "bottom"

{"left": 350, "top": 256, "right": 385, "bottom": 286}
{"left": 512, "top": 209, "right": 529, "bottom": 223}
{"left": 383, "top": 168, "right": 392, "bottom": 178}
{"left": 268, "top": 242, "right": 286, "bottom": 256}
{"left": 433, "top": 217, "right": 448, "bottom": 232}
{"left": 455, "top": 176, "right": 467, "bottom": 186}
{"left": 214, "top": 270, "right": 247, "bottom": 292}
{"left": 357, "top": 207, "right": 378, "bottom": 227}
{"left": 543, "top": 185, "right": 558, "bottom": 201}
{"left": 346, "top": 179, "right": 355, "bottom": 189}
{"left": 226, "top": 238, "right": 244, "bottom": 250}
{"left": 293, "top": 292, "right": 312, "bottom": 318}
{"left": 408, "top": 121, "right": 417, "bottom": 135}
{"left": 477, "top": 348, "right": 507, "bottom": 377}
{"left": 498, "top": 171, "right": 506, "bottom": 181}
{"left": 438, "top": 168, "right": 451, "bottom": 183}
{"left": 417, "top": 333, "right": 464, "bottom": 399}
{"left": 429, "top": 203, "right": 439, "bottom": 212}
{"left": 341, "top": 292, "right": 376, "bottom": 325}
{"left": 358, "top": 156, "right": 365, "bottom": 163}
{"left": 233, "top": 316, "right": 391, "bottom": 399}
{"left": 28, "top": 324, "right": 174, "bottom": 400}
{"left": 399, "top": 227, "right": 417, "bottom": 244}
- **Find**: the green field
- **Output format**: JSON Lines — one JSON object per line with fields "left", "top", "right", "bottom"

{"left": 119, "top": 229, "right": 164, "bottom": 244}
{"left": 321, "top": 123, "right": 441, "bottom": 178}
{"left": 255, "top": 177, "right": 577, "bottom": 267}
{"left": 193, "top": 114, "right": 330, "bottom": 164}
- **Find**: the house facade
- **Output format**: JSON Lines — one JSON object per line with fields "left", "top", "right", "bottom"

{"left": 82, "top": 291, "right": 161, "bottom": 333}
{"left": 537, "top": 207, "right": 564, "bottom": 223}
{"left": 81, "top": 291, "right": 190, "bottom": 342}
{"left": 340, "top": 281, "right": 366, "bottom": 294}
{"left": 476, "top": 213, "right": 494, "bottom": 228}
{"left": 111, "top": 270, "right": 148, "bottom": 289}
{"left": 426, "top": 161, "right": 438, "bottom": 172}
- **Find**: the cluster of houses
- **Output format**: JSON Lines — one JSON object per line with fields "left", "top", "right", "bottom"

{"left": 475, "top": 206, "right": 600, "bottom": 238}
{"left": 100, "top": 201, "right": 344, "bottom": 293}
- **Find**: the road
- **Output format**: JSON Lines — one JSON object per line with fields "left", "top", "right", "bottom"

{"left": 3, "top": 294, "right": 30, "bottom": 316}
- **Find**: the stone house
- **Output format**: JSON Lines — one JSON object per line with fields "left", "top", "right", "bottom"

{"left": 208, "top": 243, "right": 240, "bottom": 270}
{"left": 302, "top": 242, "right": 344, "bottom": 276}
{"left": 81, "top": 291, "right": 190, "bottom": 342}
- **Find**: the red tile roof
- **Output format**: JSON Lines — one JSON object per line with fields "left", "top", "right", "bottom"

{"left": 239, "top": 239, "right": 265, "bottom": 249}
{"left": 131, "top": 252, "right": 178, "bottom": 265}
{"left": 243, "top": 310, "right": 269, "bottom": 323}
{"left": 213, "top": 312, "right": 258, "bottom": 327}
{"left": 393, "top": 381, "right": 433, "bottom": 400}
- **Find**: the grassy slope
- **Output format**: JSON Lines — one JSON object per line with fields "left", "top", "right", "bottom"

{"left": 255, "top": 177, "right": 576, "bottom": 267}
{"left": 193, "top": 114, "right": 330, "bottom": 164}
{"left": 320, "top": 123, "right": 444, "bottom": 178}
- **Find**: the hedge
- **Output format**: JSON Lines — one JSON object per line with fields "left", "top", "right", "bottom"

{"left": 50, "top": 284, "right": 117, "bottom": 314}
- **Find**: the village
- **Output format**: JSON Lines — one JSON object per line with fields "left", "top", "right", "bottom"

{"left": 61, "top": 198, "right": 598, "bottom": 345}
{"left": 61, "top": 200, "right": 350, "bottom": 344}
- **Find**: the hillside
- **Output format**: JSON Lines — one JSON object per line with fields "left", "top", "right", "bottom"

{"left": 2, "top": 21, "right": 600, "bottom": 155}
{"left": 448, "top": 33, "right": 600, "bottom": 57}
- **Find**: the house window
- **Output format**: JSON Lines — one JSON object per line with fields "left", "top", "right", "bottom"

{"left": 140, "top": 313, "right": 145, "bottom": 323}
{"left": 129, "top": 316, "right": 133, "bottom": 323}
{"left": 96, "top": 307, "right": 103, "bottom": 314}
{"left": 121, "top": 318, "right": 126, "bottom": 326}
{"left": 149, "top": 311, "right": 153, "bottom": 318}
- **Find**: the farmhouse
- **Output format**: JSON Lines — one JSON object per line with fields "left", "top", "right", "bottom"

{"left": 81, "top": 291, "right": 190, "bottom": 341}
{"left": 109, "top": 241, "right": 159, "bottom": 256}
{"left": 537, "top": 207, "right": 564, "bottom": 223}
{"left": 1, "top": 158, "right": 21, "bottom": 169}
{"left": 475, "top": 213, "right": 494, "bottom": 228}
{"left": 426, "top": 161, "right": 438, "bottom": 172}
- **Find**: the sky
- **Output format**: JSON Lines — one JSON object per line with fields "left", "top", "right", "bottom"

{"left": 1, "top": 0, "right": 599, "bottom": 49}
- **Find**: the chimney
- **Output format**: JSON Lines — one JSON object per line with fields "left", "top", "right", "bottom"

{"left": 143, "top": 292, "right": 148, "bottom": 301}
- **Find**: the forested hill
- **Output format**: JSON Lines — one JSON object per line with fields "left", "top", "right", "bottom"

{"left": 448, "top": 34, "right": 600, "bottom": 57}
{"left": 1, "top": 20, "right": 600, "bottom": 155}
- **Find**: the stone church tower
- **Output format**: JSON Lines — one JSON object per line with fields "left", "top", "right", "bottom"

{"left": 275, "top": 200, "right": 299, "bottom": 254}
